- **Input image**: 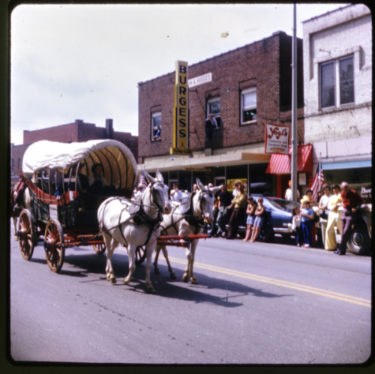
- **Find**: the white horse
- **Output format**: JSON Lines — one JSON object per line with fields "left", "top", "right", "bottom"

{"left": 154, "top": 178, "right": 220, "bottom": 284}
{"left": 97, "top": 170, "right": 171, "bottom": 293}
{"left": 11, "top": 181, "right": 32, "bottom": 240}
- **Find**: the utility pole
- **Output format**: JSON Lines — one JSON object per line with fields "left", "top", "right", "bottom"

{"left": 291, "top": 3, "right": 298, "bottom": 201}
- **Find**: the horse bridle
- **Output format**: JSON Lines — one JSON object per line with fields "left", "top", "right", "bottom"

{"left": 147, "top": 181, "right": 166, "bottom": 215}
{"left": 196, "top": 189, "right": 213, "bottom": 219}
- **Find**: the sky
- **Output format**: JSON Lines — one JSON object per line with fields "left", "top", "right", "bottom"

{"left": 10, "top": 3, "right": 350, "bottom": 145}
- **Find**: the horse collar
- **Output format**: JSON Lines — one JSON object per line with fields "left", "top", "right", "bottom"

{"left": 185, "top": 192, "right": 204, "bottom": 230}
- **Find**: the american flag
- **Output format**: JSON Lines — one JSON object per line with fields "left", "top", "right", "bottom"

{"left": 310, "top": 155, "right": 324, "bottom": 201}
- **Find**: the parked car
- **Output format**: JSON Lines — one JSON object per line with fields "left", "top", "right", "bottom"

{"left": 316, "top": 204, "right": 372, "bottom": 256}
{"left": 223, "top": 195, "right": 300, "bottom": 242}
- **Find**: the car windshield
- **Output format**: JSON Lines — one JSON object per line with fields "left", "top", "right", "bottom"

{"left": 266, "top": 198, "right": 300, "bottom": 212}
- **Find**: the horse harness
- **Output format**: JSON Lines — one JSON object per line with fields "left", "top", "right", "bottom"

{"left": 160, "top": 190, "right": 212, "bottom": 236}
{"left": 99, "top": 181, "right": 164, "bottom": 247}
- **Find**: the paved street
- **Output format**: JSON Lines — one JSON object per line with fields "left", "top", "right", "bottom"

{"left": 9, "top": 224, "right": 371, "bottom": 364}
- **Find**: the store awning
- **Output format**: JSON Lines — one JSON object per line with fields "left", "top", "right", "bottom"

{"left": 322, "top": 160, "right": 372, "bottom": 170}
{"left": 265, "top": 144, "right": 313, "bottom": 174}
{"left": 139, "top": 151, "right": 271, "bottom": 173}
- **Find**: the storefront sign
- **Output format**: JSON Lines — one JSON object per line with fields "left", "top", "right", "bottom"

{"left": 265, "top": 124, "right": 290, "bottom": 155}
{"left": 188, "top": 72, "right": 212, "bottom": 88}
{"left": 298, "top": 173, "right": 306, "bottom": 186}
{"left": 171, "top": 61, "right": 191, "bottom": 155}
{"left": 227, "top": 178, "right": 248, "bottom": 192}
{"left": 183, "top": 167, "right": 212, "bottom": 172}
{"left": 360, "top": 186, "right": 372, "bottom": 198}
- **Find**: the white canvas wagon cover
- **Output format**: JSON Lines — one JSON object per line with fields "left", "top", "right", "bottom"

{"left": 22, "top": 139, "right": 138, "bottom": 191}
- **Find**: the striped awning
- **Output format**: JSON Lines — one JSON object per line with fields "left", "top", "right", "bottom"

{"left": 265, "top": 144, "right": 313, "bottom": 174}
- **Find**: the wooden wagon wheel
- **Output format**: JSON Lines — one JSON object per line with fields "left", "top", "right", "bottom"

{"left": 17, "top": 209, "right": 34, "bottom": 261}
{"left": 92, "top": 243, "right": 106, "bottom": 255}
{"left": 135, "top": 246, "right": 147, "bottom": 265}
{"left": 44, "top": 219, "right": 65, "bottom": 273}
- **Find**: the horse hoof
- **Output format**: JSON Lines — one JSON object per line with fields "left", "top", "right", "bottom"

{"left": 146, "top": 285, "right": 156, "bottom": 293}
{"left": 170, "top": 272, "right": 176, "bottom": 279}
{"left": 191, "top": 277, "right": 198, "bottom": 285}
{"left": 182, "top": 274, "right": 189, "bottom": 283}
{"left": 110, "top": 277, "right": 116, "bottom": 284}
{"left": 154, "top": 268, "right": 160, "bottom": 275}
{"left": 123, "top": 278, "right": 131, "bottom": 285}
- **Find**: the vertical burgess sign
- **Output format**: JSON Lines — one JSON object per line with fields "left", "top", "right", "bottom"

{"left": 171, "top": 61, "right": 191, "bottom": 155}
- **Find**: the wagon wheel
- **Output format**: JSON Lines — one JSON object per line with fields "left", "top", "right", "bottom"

{"left": 92, "top": 243, "right": 106, "bottom": 255}
{"left": 135, "top": 246, "right": 147, "bottom": 266}
{"left": 17, "top": 209, "right": 34, "bottom": 261}
{"left": 44, "top": 219, "right": 65, "bottom": 273}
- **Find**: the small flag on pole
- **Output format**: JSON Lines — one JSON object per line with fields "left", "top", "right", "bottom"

{"left": 310, "top": 155, "right": 324, "bottom": 201}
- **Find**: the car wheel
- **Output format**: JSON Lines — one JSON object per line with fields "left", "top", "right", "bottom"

{"left": 347, "top": 225, "right": 371, "bottom": 256}
{"left": 259, "top": 225, "right": 274, "bottom": 243}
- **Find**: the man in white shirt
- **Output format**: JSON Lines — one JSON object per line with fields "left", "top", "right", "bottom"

{"left": 170, "top": 183, "right": 183, "bottom": 202}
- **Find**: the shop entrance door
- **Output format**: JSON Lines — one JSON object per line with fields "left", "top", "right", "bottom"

{"left": 280, "top": 174, "right": 291, "bottom": 199}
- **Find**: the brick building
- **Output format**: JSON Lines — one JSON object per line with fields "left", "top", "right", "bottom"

{"left": 138, "top": 31, "right": 306, "bottom": 196}
{"left": 11, "top": 119, "right": 138, "bottom": 186}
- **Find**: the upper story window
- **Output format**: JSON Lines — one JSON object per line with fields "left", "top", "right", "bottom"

{"left": 241, "top": 88, "right": 257, "bottom": 125}
{"left": 320, "top": 55, "right": 354, "bottom": 109}
{"left": 340, "top": 56, "right": 354, "bottom": 105}
{"left": 11, "top": 158, "right": 14, "bottom": 170}
{"left": 207, "top": 97, "right": 221, "bottom": 128}
{"left": 151, "top": 112, "right": 161, "bottom": 141}
{"left": 18, "top": 158, "right": 21, "bottom": 169}
{"left": 320, "top": 61, "right": 335, "bottom": 108}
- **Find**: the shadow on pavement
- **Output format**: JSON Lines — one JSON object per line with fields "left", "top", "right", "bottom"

{"left": 50, "top": 248, "right": 294, "bottom": 308}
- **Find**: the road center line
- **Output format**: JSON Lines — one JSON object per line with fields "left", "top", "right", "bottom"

{"left": 167, "top": 256, "right": 371, "bottom": 308}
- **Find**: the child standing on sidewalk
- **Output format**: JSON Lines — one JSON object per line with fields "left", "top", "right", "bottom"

{"left": 292, "top": 206, "right": 303, "bottom": 247}
{"left": 242, "top": 196, "right": 257, "bottom": 242}
{"left": 300, "top": 199, "right": 315, "bottom": 248}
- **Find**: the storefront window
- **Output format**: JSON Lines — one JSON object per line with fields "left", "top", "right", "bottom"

{"left": 169, "top": 170, "right": 178, "bottom": 180}
{"left": 323, "top": 167, "right": 372, "bottom": 204}
{"left": 226, "top": 165, "right": 247, "bottom": 192}
{"left": 249, "top": 164, "right": 275, "bottom": 196}
{"left": 226, "top": 165, "right": 247, "bottom": 180}
{"left": 161, "top": 172, "right": 168, "bottom": 187}
{"left": 192, "top": 171, "right": 208, "bottom": 187}
{"left": 179, "top": 170, "right": 192, "bottom": 192}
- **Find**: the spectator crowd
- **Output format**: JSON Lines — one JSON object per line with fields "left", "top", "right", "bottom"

{"left": 132, "top": 178, "right": 363, "bottom": 255}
